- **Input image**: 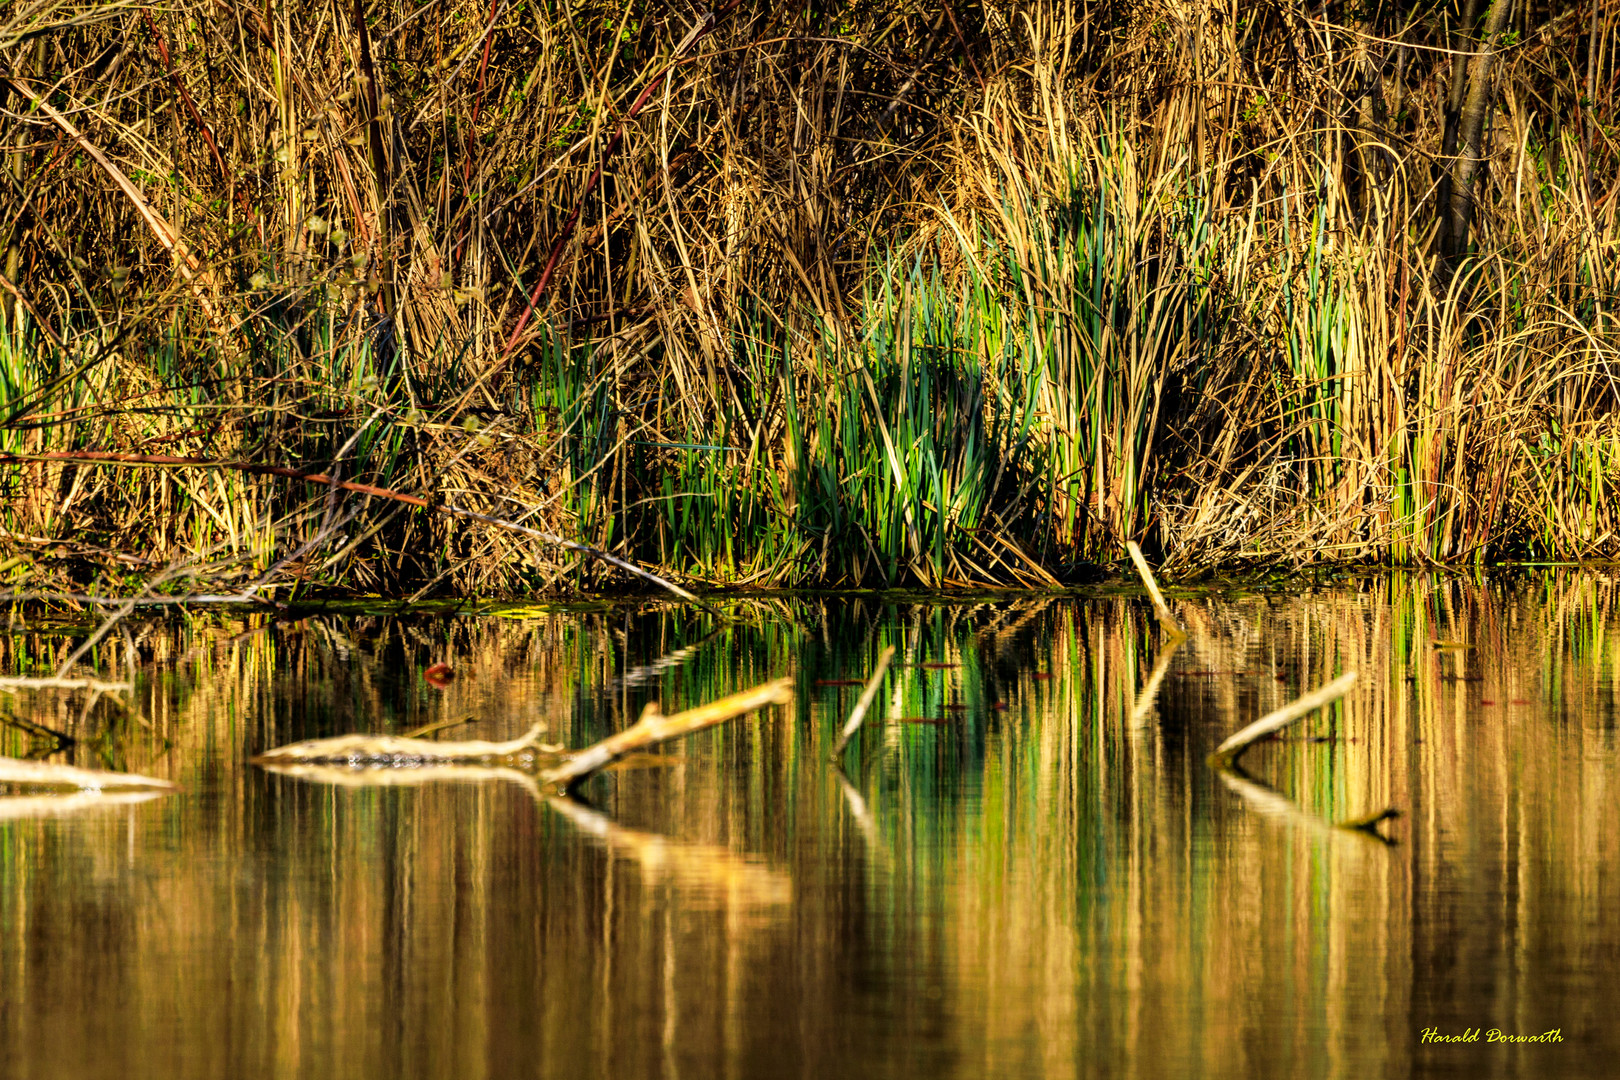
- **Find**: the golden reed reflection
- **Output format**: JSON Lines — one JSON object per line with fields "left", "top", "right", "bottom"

{"left": 0, "top": 575, "right": 1614, "bottom": 1078}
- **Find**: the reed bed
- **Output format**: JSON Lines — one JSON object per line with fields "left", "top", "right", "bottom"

{"left": 1, "top": 0, "right": 1618, "bottom": 595}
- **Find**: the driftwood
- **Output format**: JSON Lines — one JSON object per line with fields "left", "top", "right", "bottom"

{"left": 252, "top": 677, "right": 795, "bottom": 792}
{"left": 1126, "top": 541, "right": 1185, "bottom": 639}
{"left": 544, "top": 794, "right": 792, "bottom": 909}
{"left": 252, "top": 723, "right": 559, "bottom": 768}
{"left": 252, "top": 758, "right": 791, "bottom": 907}
{"left": 542, "top": 678, "right": 794, "bottom": 791}
{"left": 1207, "top": 671, "right": 1359, "bottom": 768}
{"left": 0, "top": 756, "right": 175, "bottom": 791}
{"left": 831, "top": 765, "right": 887, "bottom": 861}
{"left": 256, "top": 762, "right": 543, "bottom": 786}
{"left": 0, "top": 676, "right": 134, "bottom": 693}
{"left": 829, "top": 647, "right": 896, "bottom": 759}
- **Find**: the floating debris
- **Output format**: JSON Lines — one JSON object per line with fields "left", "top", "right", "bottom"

{"left": 1125, "top": 540, "right": 1185, "bottom": 639}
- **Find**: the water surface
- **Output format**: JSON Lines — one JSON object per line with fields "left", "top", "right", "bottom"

{"left": 1, "top": 574, "right": 1616, "bottom": 1078}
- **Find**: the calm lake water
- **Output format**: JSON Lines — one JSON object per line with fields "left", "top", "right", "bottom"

{"left": 1, "top": 573, "right": 1617, "bottom": 1079}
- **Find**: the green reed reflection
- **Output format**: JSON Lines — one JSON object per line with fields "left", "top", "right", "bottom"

{"left": 0, "top": 573, "right": 1616, "bottom": 1078}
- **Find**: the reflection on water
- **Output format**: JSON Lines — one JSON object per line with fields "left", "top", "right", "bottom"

{"left": 1, "top": 573, "right": 1617, "bottom": 1078}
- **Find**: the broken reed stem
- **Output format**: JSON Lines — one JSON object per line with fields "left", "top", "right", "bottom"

{"left": 543, "top": 677, "right": 794, "bottom": 791}
{"left": 0, "top": 450, "right": 710, "bottom": 609}
{"left": 1207, "top": 671, "right": 1359, "bottom": 769}
{"left": 0, "top": 756, "right": 175, "bottom": 791}
{"left": 830, "top": 645, "right": 896, "bottom": 759}
{"left": 1125, "top": 541, "right": 1184, "bottom": 638}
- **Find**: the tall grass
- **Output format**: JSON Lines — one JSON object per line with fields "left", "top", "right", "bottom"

{"left": 2, "top": 0, "right": 1618, "bottom": 594}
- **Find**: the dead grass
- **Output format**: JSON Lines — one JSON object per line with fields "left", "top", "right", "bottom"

{"left": 1, "top": 0, "right": 1617, "bottom": 595}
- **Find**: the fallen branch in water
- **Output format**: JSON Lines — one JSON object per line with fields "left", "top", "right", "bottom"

{"left": 0, "top": 756, "right": 175, "bottom": 791}
{"left": 1129, "top": 635, "right": 1184, "bottom": 728}
{"left": 251, "top": 677, "right": 794, "bottom": 792}
{"left": 1337, "top": 807, "right": 1402, "bottom": 834}
{"left": 255, "top": 760, "right": 541, "bottom": 786}
{"left": 1207, "top": 671, "right": 1359, "bottom": 768}
{"left": 1126, "top": 541, "right": 1185, "bottom": 639}
{"left": 0, "top": 676, "right": 133, "bottom": 693}
{"left": 252, "top": 723, "right": 559, "bottom": 767}
{"left": 829, "top": 647, "right": 896, "bottom": 759}
{"left": 543, "top": 678, "right": 794, "bottom": 792}
{"left": 544, "top": 793, "right": 792, "bottom": 908}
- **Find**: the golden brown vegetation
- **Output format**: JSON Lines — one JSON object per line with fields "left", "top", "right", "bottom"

{"left": 1, "top": 0, "right": 1618, "bottom": 595}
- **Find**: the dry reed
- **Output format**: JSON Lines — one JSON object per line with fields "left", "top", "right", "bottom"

{"left": 1, "top": 0, "right": 1617, "bottom": 596}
